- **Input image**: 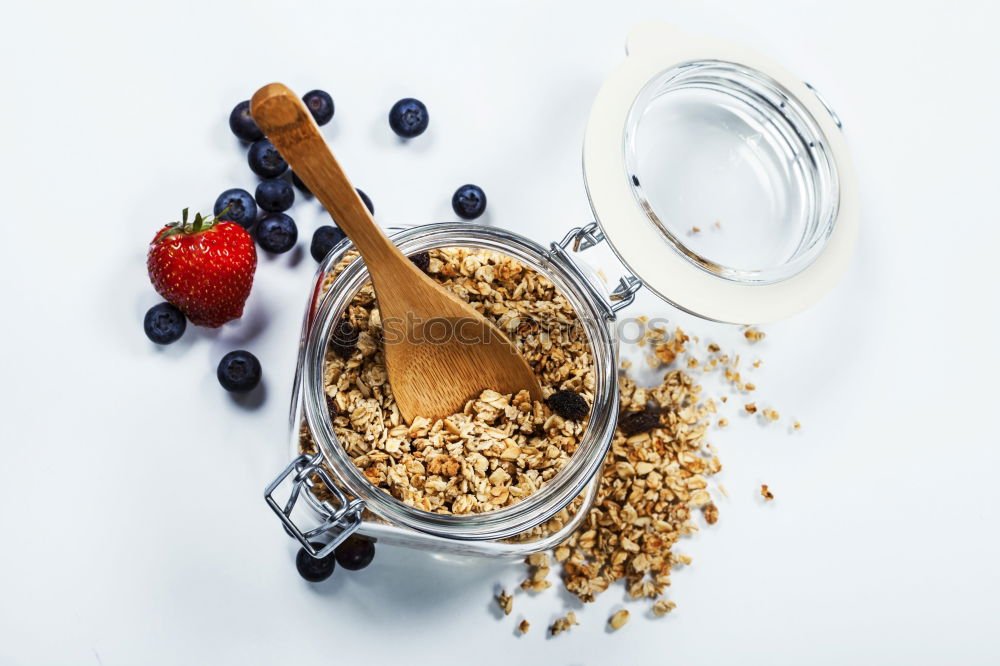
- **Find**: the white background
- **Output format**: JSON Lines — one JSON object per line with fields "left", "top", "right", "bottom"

{"left": 1, "top": 1, "right": 998, "bottom": 664}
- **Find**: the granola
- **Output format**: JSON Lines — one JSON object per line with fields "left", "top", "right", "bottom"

{"left": 608, "top": 609, "right": 630, "bottom": 630}
{"left": 555, "top": 366, "right": 722, "bottom": 605}
{"left": 652, "top": 599, "right": 676, "bottom": 616}
{"left": 520, "top": 552, "right": 552, "bottom": 592}
{"left": 495, "top": 589, "right": 513, "bottom": 616}
{"left": 319, "top": 248, "right": 595, "bottom": 515}
{"left": 549, "top": 611, "right": 578, "bottom": 636}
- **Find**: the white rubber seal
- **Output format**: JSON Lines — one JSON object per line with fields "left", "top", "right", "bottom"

{"left": 583, "top": 22, "right": 859, "bottom": 323}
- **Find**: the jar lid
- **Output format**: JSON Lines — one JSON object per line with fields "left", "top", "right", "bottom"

{"left": 583, "top": 22, "right": 858, "bottom": 323}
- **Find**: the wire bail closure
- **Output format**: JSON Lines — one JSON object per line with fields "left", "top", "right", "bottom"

{"left": 264, "top": 451, "right": 365, "bottom": 559}
{"left": 552, "top": 223, "right": 642, "bottom": 320}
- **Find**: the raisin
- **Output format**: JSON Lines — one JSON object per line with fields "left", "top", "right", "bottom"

{"left": 618, "top": 408, "right": 661, "bottom": 436}
{"left": 409, "top": 251, "right": 430, "bottom": 273}
{"left": 330, "top": 317, "right": 359, "bottom": 359}
{"left": 547, "top": 389, "right": 589, "bottom": 420}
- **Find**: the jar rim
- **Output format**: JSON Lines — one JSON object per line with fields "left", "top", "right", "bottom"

{"left": 302, "top": 223, "right": 619, "bottom": 541}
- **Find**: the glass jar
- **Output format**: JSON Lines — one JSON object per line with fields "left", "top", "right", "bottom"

{"left": 268, "top": 223, "right": 624, "bottom": 558}
{"left": 264, "top": 21, "right": 858, "bottom": 559}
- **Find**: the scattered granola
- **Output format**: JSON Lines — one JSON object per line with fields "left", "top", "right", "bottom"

{"left": 793, "top": 420, "right": 802, "bottom": 431}
{"left": 608, "top": 609, "right": 630, "bottom": 631}
{"left": 549, "top": 611, "right": 578, "bottom": 636}
{"left": 521, "top": 552, "right": 552, "bottom": 592}
{"left": 526, "top": 552, "right": 550, "bottom": 567}
{"left": 760, "top": 484, "right": 774, "bottom": 500}
{"left": 556, "top": 367, "right": 721, "bottom": 605}
{"left": 320, "top": 248, "right": 595, "bottom": 515}
{"left": 495, "top": 589, "right": 513, "bottom": 616}
{"left": 500, "top": 319, "right": 801, "bottom": 635}
{"left": 652, "top": 328, "right": 688, "bottom": 366}
{"left": 762, "top": 408, "right": 780, "bottom": 422}
{"left": 518, "top": 619, "right": 530, "bottom": 634}
{"left": 652, "top": 599, "right": 677, "bottom": 616}
{"left": 494, "top": 326, "right": 761, "bottom": 635}
{"left": 744, "top": 328, "right": 766, "bottom": 342}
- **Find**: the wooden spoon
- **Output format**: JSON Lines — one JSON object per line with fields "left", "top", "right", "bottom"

{"left": 251, "top": 83, "right": 543, "bottom": 424}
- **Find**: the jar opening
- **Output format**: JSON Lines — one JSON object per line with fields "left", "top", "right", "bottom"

{"left": 302, "top": 224, "right": 619, "bottom": 541}
{"left": 623, "top": 60, "right": 840, "bottom": 284}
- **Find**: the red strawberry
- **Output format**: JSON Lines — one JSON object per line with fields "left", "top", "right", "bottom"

{"left": 147, "top": 208, "right": 257, "bottom": 327}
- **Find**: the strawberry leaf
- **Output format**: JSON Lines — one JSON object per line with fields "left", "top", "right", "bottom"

{"left": 155, "top": 207, "right": 221, "bottom": 244}
{"left": 155, "top": 224, "right": 183, "bottom": 243}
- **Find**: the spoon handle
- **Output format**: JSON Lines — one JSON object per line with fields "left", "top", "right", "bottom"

{"left": 250, "top": 83, "right": 405, "bottom": 271}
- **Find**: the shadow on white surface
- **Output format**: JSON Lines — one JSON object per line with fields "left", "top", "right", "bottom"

{"left": 299, "top": 541, "right": 518, "bottom": 621}
{"left": 229, "top": 380, "right": 267, "bottom": 410}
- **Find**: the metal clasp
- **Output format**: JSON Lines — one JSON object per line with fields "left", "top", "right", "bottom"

{"left": 552, "top": 222, "right": 643, "bottom": 319}
{"left": 264, "top": 451, "right": 365, "bottom": 559}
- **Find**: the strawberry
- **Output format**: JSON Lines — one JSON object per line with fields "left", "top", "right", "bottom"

{"left": 147, "top": 208, "right": 257, "bottom": 328}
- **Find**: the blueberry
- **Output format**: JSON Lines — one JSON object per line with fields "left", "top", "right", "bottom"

{"left": 255, "top": 213, "right": 298, "bottom": 253}
{"left": 291, "top": 171, "right": 311, "bottom": 195}
{"left": 302, "top": 89, "right": 334, "bottom": 126}
{"left": 388, "top": 98, "right": 428, "bottom": 138}
{"left": 311, "top": 225, "right": 346, "bottom": 262}
{"left": 214, "top": 188, "right": 258, "bottom": 228}
{"left": 255, "top": 178, "right": 294, "bottom": 213}
{"left": 216, "top": 350, "right": 261, "bottom": 393}
{"left": 334, "top": 535, "right": 375, "bottom": 571}
{"left": 248, "top": 138, "right": 288, "bottom": 178}
{"left": 356, "top": 188, "right": 374, "bottom": 215}
{"left": 228, "top": 100, "right": 263, "bottom": 142}
{"left": 452, "top": 184, "right": 487, "bottom": 220}
{"left": 143, "top": 302, "right": 186, "bottom": 344}
{"left": 295, "top": 543, "right": 336, "bottom": 582}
